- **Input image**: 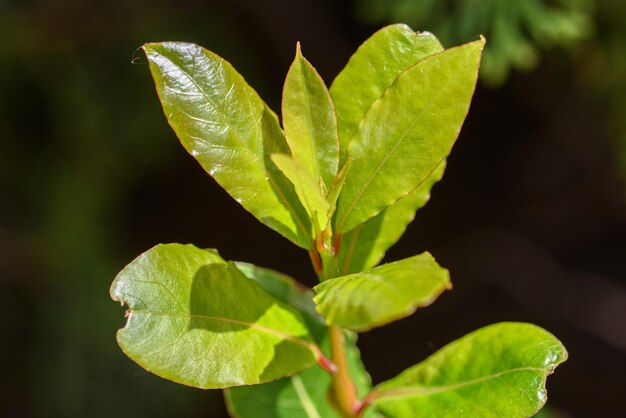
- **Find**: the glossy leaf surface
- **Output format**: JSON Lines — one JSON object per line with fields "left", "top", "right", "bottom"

{"left": 334, "top": 39, "right": 484, "bottom": 233}
{"left": 110, "top": 244, "right": 316, "bottom": 389}
{"left": 282, "top": 44, "right": 339, "bottom": 191}
{"left": 144, "top": 43, "right": 312, "bottom": 248}
{"left": 225, "top": 265, "right": 378, "bottom": 418}
{"left": 330, "top": 24, "right": 444, "bottom": 160}
{"left": 272, "top": 154, "right": 331, "bottom": 232}
{"left": 370, "top": 323, "right": 568, "bottom": 418}
{"left": 314, "top": 253, "right": 451, "bottom": 331}
{"left": 338, "top": 161, "right": 445, "bottom": 275}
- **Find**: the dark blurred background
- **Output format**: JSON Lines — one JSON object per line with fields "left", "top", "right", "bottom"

{"left": 1, "top": 0, "right": 625, "bottom": 417}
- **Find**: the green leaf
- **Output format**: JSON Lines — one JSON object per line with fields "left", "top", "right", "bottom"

{"left": 225, "top": 265, "right": 379, "bottom": 418}
{"left": 272, "top": 154, "right": 331, "bottom": 233}
{"left": 369, "top": 323, "right": 568, "bottom": 418}
{"left": 282, "top": 43, "right": 340, "bottom": 192}
{"left": 338, "top": 160, "right": 446, "bottom": 275}
{"left": 314, "top": 253, "right": 451, "bottom": 331}
{"left": 110, "top": 243, "right": 317, "bottom": 389}
{"left": 334, "top": 38, "right": 485, "bottom": 233}
{"left": 143, "top": 43, "right": 312, "bottom": 248}
{"left": 330, "top": 24, "right": 444, "bottom": 161}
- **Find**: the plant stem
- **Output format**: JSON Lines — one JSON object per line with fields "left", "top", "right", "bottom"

{"left": 314, "top": 237, "right": 361, "bottom": 417}
{"left": 329, "top": 325, "right": 361, "bottom": 417}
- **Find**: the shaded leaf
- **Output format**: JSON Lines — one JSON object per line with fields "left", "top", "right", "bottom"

{"left": 370, "top": 323, "right": 568, "bottom": 418}
{"left": 338, "top": 161, "right": 445, "bottom": 275}
{"left": 225, "top": 265, "right": 379, "bottom": 418}
{"left": 144, "top": 42, "right": 312, "bottom": 248}
{"left": 272, "top": 154, "right": 331, "bottom": 233}
{"left": 282, "top": 43, "right": 340, "bottom": 191}
{"left": 334, "top": 38, "right": 485, "bottom": 233}
{"left": 110, "top": 244, "right": 317, "bottom": 389}
{"left": 233, "top": 262, "right": 326, "bottom": 346}
{"left": 330, "top": 24, "right": 444, "bottom": 161}
{"left": 314, "top": 253, "right": 451, "bottom": 331}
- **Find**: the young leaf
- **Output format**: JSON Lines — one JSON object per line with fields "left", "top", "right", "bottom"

{"left": 225, "top": 265, "right": 379, "bottom": 418}
{"left": 369, "top": 323, "right": 568, "bottom": 418}
{"left": 330, "top": 24, "right": 444, "bottom": 161}
{"left": 334, "top": 38, "right": 485, "bottom": 233}
{"left": 143, "top": 43, "right": 312, "bottom": 248}
{"left": 325, "top": 157, "right": 352, "bottom": 218}
{"left": 110, "top": 243, "right": 317, "bottom": 389}
{"left": 313, "top": 253, "right": 451, "bottom": 331}
{"left": 282, "top": 43, "right": 340, "bottom": 192}
{"left": 338, "top": 161, "right": 445, "bottom": 275}
{"left": 272, "top": 154, "right": 331, "bottom": 233}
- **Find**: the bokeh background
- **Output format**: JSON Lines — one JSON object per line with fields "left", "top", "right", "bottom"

{"left": 2, "top": 0, "right": 625, "bottom": 417}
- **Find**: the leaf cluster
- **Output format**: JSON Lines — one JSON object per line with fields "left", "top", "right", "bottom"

{"left": 111, "top": 25, "right": 567, "bottom": 417}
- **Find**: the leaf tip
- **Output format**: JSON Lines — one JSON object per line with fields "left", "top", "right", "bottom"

{"left": 293, "top": 41, "right": 306, "bottom": 63}
{"left": 141, "top": 42, "right": 159, "bottom": 54}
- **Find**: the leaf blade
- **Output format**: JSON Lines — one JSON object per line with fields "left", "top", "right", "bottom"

{"left": 370, "top": 323, "right": 568, "bottom": 418}
{"left": 314, "top": 253, "right": 451, "bottom": 331}
{"left": 283, "top": 44, "right": 340, "bottom": 191}
{"left": 335, "top": 38, "right": 485, "bottom": 233}
{"left": 144, "top": 42, "right": 312, "bottom": 248}
{"left": 110, "top": 244, "right": 316, "bottom": 389}
{"left": 330, "top": 24, "right": 444, "bottom": 161}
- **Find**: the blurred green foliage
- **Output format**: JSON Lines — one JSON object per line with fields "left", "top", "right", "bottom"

{"left": 581, "top": 0, "right": 626, "bottom": 175}
{"left": 355, "top": 0, "right": 594, "bottom": 85}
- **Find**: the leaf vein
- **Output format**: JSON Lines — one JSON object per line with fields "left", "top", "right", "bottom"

{"left": 127, "top": 309, "right": 315, "bottom": 350}
{"left": 374, "top": 367, "right": 548, "bottom": 400}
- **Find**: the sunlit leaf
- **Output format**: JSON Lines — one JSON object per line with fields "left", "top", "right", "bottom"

{"left": 225, "top": 265, "right": 379, "bottom": 418}
{"left": 110, "top": 244, "right": 317, "bottom": 389}
{"left": 338, "top": 161, "right": 445, "bottom": 275}
{"left": 334, "top": 38, "right": 484, "bottom": 233}
{"left": 282, "top": 43, "right": 340, "bottom": 192}
{"left": 369, "top": 323, "right": 568, "bottom": 418}
{"left": 314, "top": 253, "right": 451, "bottom": 331}
{"left": 144, "top": 42, "right": 312, "bottom": 248}
{"left": 330, "top": 24, "right": 444, "bottom": 161}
